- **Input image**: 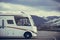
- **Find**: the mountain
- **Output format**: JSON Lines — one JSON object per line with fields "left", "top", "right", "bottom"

{"left": 44, "top": 16, "right": 60, "bottom": 28}
{"left": 46, "top": 16, "right": 60, "bottom": 21}
{"left": 31, "top": 15, "right": 60, "bottom": 30}
{"left": 31, "top": 15, "right": 60, "bottom": 27}
{"left": 31, "top": 15, "right": 47, "bottom": 27}
{"left": 44, "top": 18, "right": 60, "bottom": 30}
{"left": 47, "top": 18, "right": 60, "bottom": 26}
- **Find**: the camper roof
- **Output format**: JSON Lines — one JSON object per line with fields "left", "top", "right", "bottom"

{"left": 0, "top": 11, "right": 29, "bottom": 17}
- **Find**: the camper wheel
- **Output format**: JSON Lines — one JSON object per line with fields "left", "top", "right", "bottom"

{"left": 24, "top": 32, "right": 32, "bottom": 39}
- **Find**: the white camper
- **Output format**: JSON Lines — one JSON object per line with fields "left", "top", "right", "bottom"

{"left": 0, "top": 12, "right": 37, "bottom": 39}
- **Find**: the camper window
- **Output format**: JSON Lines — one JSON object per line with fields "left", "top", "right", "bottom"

{"left": 7, "top": 20, "right": 14, "bottom": 24}
{"left": 14, "top": 16, "right": 31, "bottom": 26}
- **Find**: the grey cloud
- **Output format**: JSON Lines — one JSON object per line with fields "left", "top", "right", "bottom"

{"left": 0, "top": 0, "right": 60, "bottom": 12}
{"left": 0, "top": 0, "right": 58, "bottom": 6}
{"left": 53, "top": 0, "right": 60, "bottom": 3}
{"left": 57, "top": 7, "right": 60, "bottom": 11}
{"left": 0, "top": 0, "right": 11, "bottom": 2}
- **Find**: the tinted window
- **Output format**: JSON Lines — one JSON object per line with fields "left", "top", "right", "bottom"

{"left": 14, "top": 16, "right": 31, "bottom": 26}
{"left": 7, "top": 20, "right": 14, "bottom": 24}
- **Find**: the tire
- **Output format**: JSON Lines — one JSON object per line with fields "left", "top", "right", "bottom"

{"left": 24, "top": 32, "right": 32, "bottom": 39}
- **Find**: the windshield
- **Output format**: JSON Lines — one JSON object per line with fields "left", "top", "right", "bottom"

{"left": 14, "top": 16, "right": 31, "bottom": 26}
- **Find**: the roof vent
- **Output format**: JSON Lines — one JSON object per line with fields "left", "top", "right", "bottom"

{"left": 21, "top": 11, "right": 25, "bottom": 14}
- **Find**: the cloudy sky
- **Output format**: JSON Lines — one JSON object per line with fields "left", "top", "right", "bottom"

{"left": 0, "top": 0, "right": 60, "bottom": 17}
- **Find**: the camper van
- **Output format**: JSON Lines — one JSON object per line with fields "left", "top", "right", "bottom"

{"left": 0, "top": 12, "right": 37, "bottom": 39}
